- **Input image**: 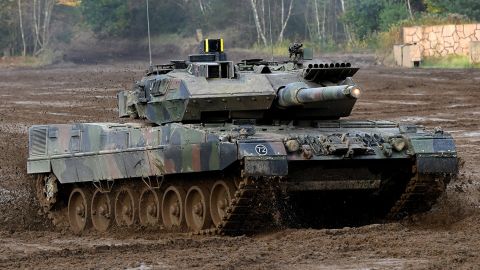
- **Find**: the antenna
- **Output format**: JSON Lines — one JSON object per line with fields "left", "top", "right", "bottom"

{"left": 146, "top": 0, "right": 152, "bottom": 67}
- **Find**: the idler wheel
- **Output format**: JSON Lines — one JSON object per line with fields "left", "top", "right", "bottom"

{"left": 210, "top": 180, "right": 235, "bottom": 227}
{"left": 185, "top": 185, "right": 212, "bottom": 232}
{"left": 139, "top": 188, "right": 160, "bottom": 227}
{"left": 162, "top": 186, "right": 186, "bottom": 229}
{"left": 91, "top": 190, "right": 113, "bottom": 232}
{"left": 114, "top": 187, "right": 138, "bottom": 227}
{"left": 68, "top": 188, "right": 92, "bottom": 234}
{"left": 35, "top": 174, "right": 58, "bottom": 211}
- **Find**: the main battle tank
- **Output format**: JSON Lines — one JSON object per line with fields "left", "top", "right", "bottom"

{"left": 27, "top": 39, "right": 458, "bottom": 234}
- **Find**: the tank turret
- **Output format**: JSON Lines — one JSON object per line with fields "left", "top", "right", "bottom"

{"left": 118, "top": 39, "right": 361, "bottom": 125}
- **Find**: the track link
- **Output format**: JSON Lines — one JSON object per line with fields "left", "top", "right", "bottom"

{"left": 195, "top": 177, "right": 260, "bottom": 236}
{"left": 387, "top": 173, "right": 451, "bottom": 219}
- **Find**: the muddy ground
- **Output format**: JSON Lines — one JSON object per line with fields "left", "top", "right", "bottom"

{"left": 0, "top": 59, "right": 479, "bottom": 269}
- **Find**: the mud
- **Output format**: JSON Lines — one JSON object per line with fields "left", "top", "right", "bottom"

{"left": 0, "top": 62, "right": 479, "bottom": 269}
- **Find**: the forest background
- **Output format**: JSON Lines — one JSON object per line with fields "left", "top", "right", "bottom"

{"left": 0, "top": 0, "right": 479, "bottom": 64}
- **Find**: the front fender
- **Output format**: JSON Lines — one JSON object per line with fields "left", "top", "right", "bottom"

{"left": 409, "top": 133, "right": 458, "bottom": 174}
{"left": 237, "top": 141, "right": 288, "bottom": 176}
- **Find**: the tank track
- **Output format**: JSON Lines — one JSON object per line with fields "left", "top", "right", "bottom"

{"left": 194, "top": 177, "right": 258, "bottom": 236}
{"left": 35, "top": 170, "right": 452, "bottom": 234}
{"left": 34, "top": 174, "right": 69, "bottom": 228}
{"left": 195, "top": 176, "right": 281, "bottom": 236}
{"left": 387, "top": 172, "right": 451, "bottom": 220}
{"left": 35, "top": 172, "right": 280, "bottom": 236}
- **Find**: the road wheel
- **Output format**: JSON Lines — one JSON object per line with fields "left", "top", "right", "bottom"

{"left": 68, "top": 187, "right": 92, "bottom": 234}
{"left": 210, "top": 180, "right": 236, "bottom": 227}
{"left": 139, "top": 187, "right": 160, "bottom": 227}
{"left": 91, "top": 190, "right": 113, "bottom": 232}
{"left": 185, "top": 185, "right": 212, "bottom": 232}
{"left": 114, "top": 187, "right": 138, "bottom": 226}
{"left": 162, "top": 185, "right": 186, "bottom": 229}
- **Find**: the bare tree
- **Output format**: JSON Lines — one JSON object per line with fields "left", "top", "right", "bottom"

{"left": 31, "top": 0, "right": 55, "bottom": 55}
{"left": 33, "top": 0, "right": 40, "bottom": 53}
{"left": 260, "top": 0, "right": 266, "bottom": 37}
{"left": 406, "top": 0, "right": 413, "bottom": 19}
{"left": 339, "top": 0, "right": 352, "bottom": 43}
{"left": 322, "top": 0, "right": 326, "bottom": 42}
{"left": 196, "top": 0, "right": 212, "bottom": 16}
{"left": 17, "top": 0, "right": 26, "bottom": 57}
{"left": 249, "top": 0, "right": 268, "bottom": 46}
{"left": 42, "top": 0, "right": 54, "bottom": 50}
{"left": 314, "top": 0, "right": 321, "bottom": 41}
{"left": 277, "top": 0, "right": 294, "bottom": 43}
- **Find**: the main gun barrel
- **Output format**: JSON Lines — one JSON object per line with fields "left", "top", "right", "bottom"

{"left": 277, "top": 82, "right": 361, "bottom": 107}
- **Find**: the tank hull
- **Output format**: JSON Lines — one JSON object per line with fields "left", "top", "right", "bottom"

{"left": 28, "top": 120, "right": 457, "bottom": 234}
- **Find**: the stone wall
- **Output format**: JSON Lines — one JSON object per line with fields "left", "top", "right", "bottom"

{"left": 471, "top": 42, "right": 480, "bottom": 64}
{"left": 403, "top": 24, "right": 480, "bottom": 57}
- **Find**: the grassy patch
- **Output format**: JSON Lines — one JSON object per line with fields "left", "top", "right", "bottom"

{"left": 0, "top": 56, "right": 44, "bottom": 68}
{"left": 252, "top": 42, "right": 292, "bottom": 57}
{"left": 149, "top": 34, "right": 197, "bottom": 47}
{"left": 421, "top": 55, "right": 480, "bottom": 69}
{"left": 0, "top": 48, "right": 65, "bottom": 67}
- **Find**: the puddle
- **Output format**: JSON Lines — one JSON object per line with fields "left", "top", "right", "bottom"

{"left": 462, "top": 132, "right": 480, "bottom": 138}
{"left": 94, "top": 95, "right": 115, "bottom": 99}
{"left": 398, "top": 116, "right": 455, "bottom": 123}
{"left": 28, "top": 91, "right": 70, "bottom": 96}
{"left": 398, "top": 116, "right": 425, "bottom": 122}
{"left": 430, "top": 77, "right": 448, "bottom": 81}
{"left": 0, "top": 81, "right": 32, "bottom": 88}
{"left": 0, "top": 239, "right": 63, "bottom": 254}
{"left": 13, "top": 100, "right": 83, "bottom": 107}
{"left": 377, "top": 100, "right": 428, "bottom": 105}
{"left": 356, "top": 102, "right": 378, "bottom": 106}
{"left": 448, "top": 130, "right": 466, "bottom": 133}
{"left": 425, "top": 117, "right": 456, "bottom": 122}
{"left": 447, "top": 104, "right": 472, "bottom": 108}
{"left": 297, "top": 257, "right": 430, "bottom": 270}
{"left": 46, "top": 112, "right": 71, "bottom": 116}
{"left": 71, "top": 87, "right": 115, "bottom": 93}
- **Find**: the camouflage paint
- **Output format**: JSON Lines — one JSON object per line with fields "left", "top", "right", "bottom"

{"left": 28, "top": 120, "right": 458, "bottom": 183}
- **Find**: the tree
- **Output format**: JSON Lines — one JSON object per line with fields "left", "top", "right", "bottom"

{"left": 17, "top": 0, "right": 26, "bottom": 57}
{"left": 343, "top": 0, "right": 410, "bottom": 40}
{"left": 379, "top": 2, "right": 410, "bottom": 32}
{"left": 0, "top": 1, "right": 19, "bottom": 56}
{"left": 406, "top": 0, "right": 413, "bottom": 19}
{"left": 250, "top": 0, "right": 269, "bottom": 46}
{"left": 80, "top": 0, "right": 130, "bottom": 37}
{"left": 0, "top": 0, "right": 57, "bottom": 57}
{"left": 344, "top": 0, "right": 384, "bottom": 40}
{"left": 277, "top": 0, "right": 294, "bottom": 43}
{"left": 31, "top": 0, "right": 56, "bottom": 55}
{"left": 425, "top": 0, "right": 480, "bottom": 20}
